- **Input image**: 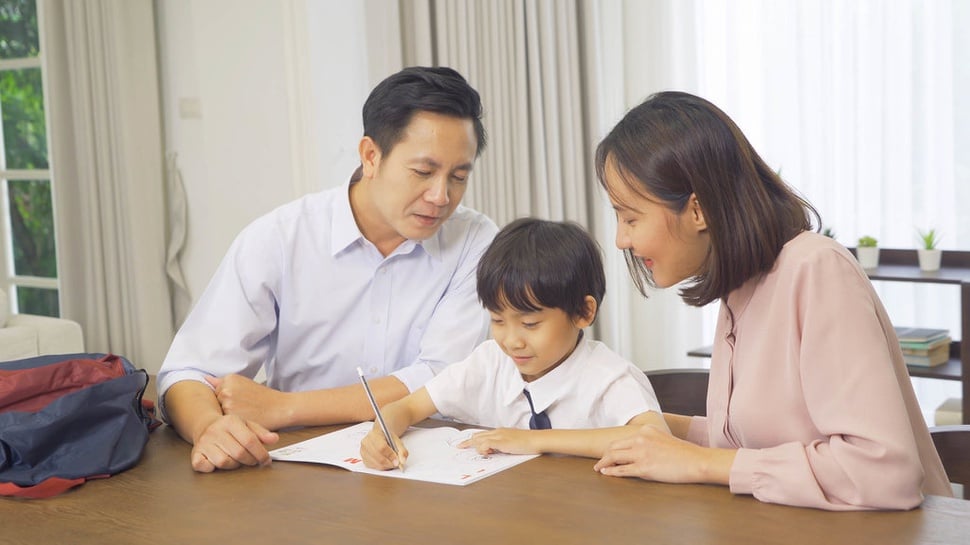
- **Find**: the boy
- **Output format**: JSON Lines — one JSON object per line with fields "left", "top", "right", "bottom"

{"left": 361, "top": 218, "right": 666, "bottom": 469}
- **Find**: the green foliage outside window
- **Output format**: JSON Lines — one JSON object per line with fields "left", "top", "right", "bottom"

{"left": 0, "top": 0, "right": 38, "bottom": 60}
{"left": 1, "top": 0, "right": 58, "bottom": 316}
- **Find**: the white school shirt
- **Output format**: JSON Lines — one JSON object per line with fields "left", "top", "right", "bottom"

{"left": 424, "top": 335, "right": 661, "bottom": 429}
{"left": 156, "top": 180, "right": 498, "bottom": 420}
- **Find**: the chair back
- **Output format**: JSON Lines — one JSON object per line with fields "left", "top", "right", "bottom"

{"left": 645, "top": 368, "right": 709, "bottom": 417}
{"left": 929, "top": 424, "right": 970, "bottom": 500}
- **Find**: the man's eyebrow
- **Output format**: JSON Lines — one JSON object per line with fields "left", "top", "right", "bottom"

{"left": 407, "top": 157, "right": 473, "bottom": 171}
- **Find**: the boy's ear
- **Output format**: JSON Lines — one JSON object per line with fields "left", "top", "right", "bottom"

{"left": 575, "top": 295, "right": 598, "bottom": 328}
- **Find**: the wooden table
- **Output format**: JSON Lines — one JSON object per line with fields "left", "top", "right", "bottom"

{"left": 2, "top": 424, "right": 969, "bottom": 545}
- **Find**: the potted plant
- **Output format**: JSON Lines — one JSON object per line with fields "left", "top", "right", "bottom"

{"left": 917, "top": 228, "right": 942, "bottom": 272}
{"left": 856, "top": 236, "right": 879, "bottom": 269}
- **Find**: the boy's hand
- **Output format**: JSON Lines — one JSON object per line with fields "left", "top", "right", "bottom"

{"left": 458, "top": 428, "right": 537, "bottom": 455}
{"left": 359, "top": 424, "right": 408, "bottom": 470}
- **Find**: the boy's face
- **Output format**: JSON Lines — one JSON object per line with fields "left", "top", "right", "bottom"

{"left": 354, "top": 111, "right": 478, "bottom": 256}
{"left": 489, "top": 298, "right": 594, "bottom": 382}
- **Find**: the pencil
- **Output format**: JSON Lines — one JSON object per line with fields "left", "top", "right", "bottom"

{"left": 356, "top": 367, "right": 404, "bottom": 471}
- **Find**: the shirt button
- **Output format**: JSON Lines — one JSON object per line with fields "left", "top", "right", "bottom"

{"left": 369, "top": 367, "right": 378, "bottom": 374}
{"left": 373, "top": 315, "right": 381, "bottom": 324}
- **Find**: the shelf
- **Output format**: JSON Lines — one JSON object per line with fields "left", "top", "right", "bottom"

{"left": 906, "top": 358, "right": 962, "bottom": 381}
{"left": 859, "top": 249, "right": 970, "bottom": 284}
{"left": 688, "top": 343, "right": 962, "bottom": 378}
{"left": 686, "top": 248, "right": 970, "bottom": 423}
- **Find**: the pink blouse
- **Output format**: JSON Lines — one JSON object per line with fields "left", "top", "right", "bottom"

{"left": 686, "top": 232, "right": 952, "bottom": 510}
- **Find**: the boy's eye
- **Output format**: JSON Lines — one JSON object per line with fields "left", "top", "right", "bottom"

{"left": 522, "top": 321, "right": 539, "bottom": 328}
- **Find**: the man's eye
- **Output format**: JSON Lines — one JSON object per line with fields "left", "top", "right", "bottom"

{"left": 413, "top": 170, "right": 432, "bottom": 177}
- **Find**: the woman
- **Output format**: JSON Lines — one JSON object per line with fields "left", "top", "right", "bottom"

{"left": 591, "top": 91, "right": 951, "bottom": 510}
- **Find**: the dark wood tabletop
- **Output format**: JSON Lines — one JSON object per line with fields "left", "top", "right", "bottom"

{"left": 2, "top": 421, "right": 969, "bottom": 545}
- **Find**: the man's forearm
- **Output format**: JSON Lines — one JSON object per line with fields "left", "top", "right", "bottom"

{"left": 165, "top": 380, "right": 225, "bottom": 444}
{"left": 286, "top": 375, "right": 410, "bottom": 427}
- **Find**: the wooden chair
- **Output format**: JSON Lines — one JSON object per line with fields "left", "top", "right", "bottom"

{"left": 929, "top": 424, "right": 970, "bottom": 500}
{"left": 645, "top": 368, "right": 710, "bottom": 417}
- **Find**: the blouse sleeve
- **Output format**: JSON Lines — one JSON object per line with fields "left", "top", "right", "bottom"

{"left": 728, "top": 248, "right": 926, "bottom": 510}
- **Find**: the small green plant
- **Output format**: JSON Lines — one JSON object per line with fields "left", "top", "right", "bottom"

{"left": 822, "top": 226, "right": 836, "bottom": 239}
{"left": 857, "top": 236, "right": 877, "bottom": 248}
{"left": 918, "top": 228, "right": 941, "bottom": 250}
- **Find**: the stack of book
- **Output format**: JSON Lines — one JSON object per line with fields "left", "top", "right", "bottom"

{"left": 894, "top": 327, "right": 952, "bottom": 367}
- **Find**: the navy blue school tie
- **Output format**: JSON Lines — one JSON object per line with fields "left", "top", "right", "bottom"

{"left": 523, "top": 389, "right": 551, "bottom": 430}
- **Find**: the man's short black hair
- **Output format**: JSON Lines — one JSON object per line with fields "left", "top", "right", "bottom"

{"left": 362, "top": 66, "right": 486, "bottom": 157}
{"left": 477, "top": 218, "right": 606, "bottom": 322}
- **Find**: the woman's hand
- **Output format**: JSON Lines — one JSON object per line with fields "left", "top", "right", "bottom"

{"left": 593, "top": 424, "right": 735, "bottom": 485}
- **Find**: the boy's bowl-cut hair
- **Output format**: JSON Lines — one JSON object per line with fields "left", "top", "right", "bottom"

{"left": 477, "top": 217, "right": 606, "bottom": 322}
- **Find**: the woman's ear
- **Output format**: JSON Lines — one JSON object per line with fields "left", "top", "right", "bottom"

{"left": 574, "top": 295, "right": 598, "bottom": 329}
{"left": 688, "top": 193, "right": 708, "bottom": 232}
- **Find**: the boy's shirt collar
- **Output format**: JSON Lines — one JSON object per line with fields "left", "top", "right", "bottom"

{"left": 504, "top": 332, "right": 591, "bottom": 414}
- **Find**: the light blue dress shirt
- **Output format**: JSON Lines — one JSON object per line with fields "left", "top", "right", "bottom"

{"left": 157, "top": 180, "right": 498, "bottom": 420}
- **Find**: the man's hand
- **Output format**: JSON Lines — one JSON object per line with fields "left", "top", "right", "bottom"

{"left": 206, "top": 374, "right": 293, "bottom": 430}
{"left": 190, "top": 414, "right": 280, "bottom": 473}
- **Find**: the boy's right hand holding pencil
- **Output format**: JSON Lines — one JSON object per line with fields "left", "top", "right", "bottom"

{"left": 360, "top": 426, "right": 408, "bottom": 470}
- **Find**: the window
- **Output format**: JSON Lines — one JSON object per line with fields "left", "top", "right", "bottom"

{"left": 0, "top": 0, "right": 58, "bottom": 317}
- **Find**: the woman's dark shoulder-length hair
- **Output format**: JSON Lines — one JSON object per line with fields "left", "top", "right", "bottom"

{"left": 477, "top": 217, "right": 606, "bottom": 322}
{"left": 594, "top": 91, "right": 820, "bottom": 307}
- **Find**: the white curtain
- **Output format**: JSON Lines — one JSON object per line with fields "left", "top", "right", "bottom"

{"left": 43, "top": 0, "right": 175, "bottom": 371}
{"left": 585, "top": 0, "right": 966, "bottom": 420}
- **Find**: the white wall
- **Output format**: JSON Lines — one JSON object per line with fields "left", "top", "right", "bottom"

{"left": 155, "top": 0, "right": 401, "bottom": 310}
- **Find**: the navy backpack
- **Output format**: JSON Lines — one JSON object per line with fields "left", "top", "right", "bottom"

{"left": 0, "top": 353, "right": 160, "bottom": 498}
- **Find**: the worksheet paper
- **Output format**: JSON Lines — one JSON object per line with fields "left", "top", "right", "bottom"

{"left": 269, "top": 422, "right": 539, "bottom": 486}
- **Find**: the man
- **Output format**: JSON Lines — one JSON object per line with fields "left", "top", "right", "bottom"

{"left": 157, "top": 67, "right": 498, "bottom": 472}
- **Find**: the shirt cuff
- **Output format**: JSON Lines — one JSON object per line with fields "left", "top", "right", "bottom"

{"left": 156, "top": 368, "right": 214, "bottom": 423}
{"left": 390, "top": 361, "right": 437, "bottom": 393}
{"left": 728, "top": 447, "right": 760, "bottom": 495}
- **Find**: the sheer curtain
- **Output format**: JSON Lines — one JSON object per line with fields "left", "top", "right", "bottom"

{"left": 43, "top": 0, "right": 174, "bottom": 371}
{"left": 585, "top": 0, "right": 967, "bottom": 420}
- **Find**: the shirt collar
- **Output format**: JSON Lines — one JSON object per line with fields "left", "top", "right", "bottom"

{"left": 502, "top": 332, "right": 591, "bottom": 413}
{"left": 331, "top": 178, "right": 364, "bottom": 257}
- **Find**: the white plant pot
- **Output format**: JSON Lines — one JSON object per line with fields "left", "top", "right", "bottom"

{"left": 856, "top": 247, "right": 880, "bottom": 269}
{"left": 918, "top": 248, "right": 942, "bottom": 272}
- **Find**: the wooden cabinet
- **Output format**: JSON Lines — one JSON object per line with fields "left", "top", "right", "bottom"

{"left": 687, "top": 249, "right": 970, "bottom": 424}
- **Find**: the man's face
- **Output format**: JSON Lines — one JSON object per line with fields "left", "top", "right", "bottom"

{"left": 355, "top": 111, "right": 478, "bottom": 255}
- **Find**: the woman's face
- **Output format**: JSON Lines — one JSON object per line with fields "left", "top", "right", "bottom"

{"left": 602, "top": 157, "right": 711, "bottom": 288}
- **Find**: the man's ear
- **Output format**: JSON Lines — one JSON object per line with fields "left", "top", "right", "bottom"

{"left": 575, "top": 295, "right": 598, "bottom": 329}
{"left": 358, "top": 136, "right": 382, "bottom": 179}
{"left": 688, "top": 193, "right": 708, "bottom": 232}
